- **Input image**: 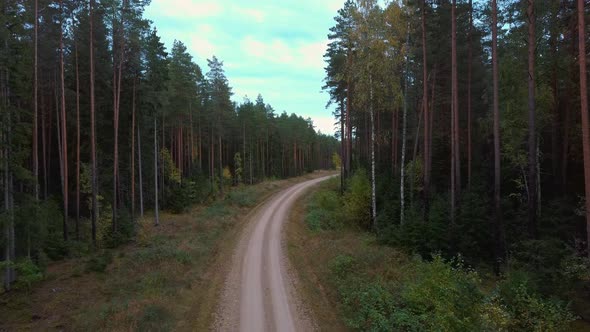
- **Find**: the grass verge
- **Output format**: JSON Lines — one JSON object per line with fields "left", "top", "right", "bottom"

{"left": 0, "top": 171, "right": 332, "bottom": 331}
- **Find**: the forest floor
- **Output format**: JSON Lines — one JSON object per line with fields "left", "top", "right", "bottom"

{"left": 0, "top": 171, "right": 332, "bottom": 331}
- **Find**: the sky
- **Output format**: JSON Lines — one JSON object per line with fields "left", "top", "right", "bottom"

{"left": 143, "top": 0, "right": 346, "bottom": 136}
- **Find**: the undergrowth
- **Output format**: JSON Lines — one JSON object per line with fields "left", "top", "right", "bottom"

{"left": 298, "top": 177, "right": 578, "bottom": 331}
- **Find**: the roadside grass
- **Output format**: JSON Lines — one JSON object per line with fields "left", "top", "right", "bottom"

{"left": 0, "top": 171, "right": 330, "bottom": 331}
{"left": 287, "top": 178, "right": 579, "bottom": 332}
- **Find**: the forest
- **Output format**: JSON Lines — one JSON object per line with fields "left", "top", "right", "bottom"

{"left": 0, "top": 0, "right": 339, "bottom": 291}
{"left": 319, "top": 0, "right": 590, "bottom": 328}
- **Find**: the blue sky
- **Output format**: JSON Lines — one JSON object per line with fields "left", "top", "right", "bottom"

{"left": 144, "top": 0, "right": 346, "bottom": 135}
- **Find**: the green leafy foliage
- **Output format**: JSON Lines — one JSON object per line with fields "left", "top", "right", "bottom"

{"left": 343, "top": 169, "right": 371, "bottom": 229}
{"left": 329, "top": 252, "right": 575, "bottom": 332}
{"left": 13, "top": 259, "right": 44, "bottom": 290}
{"left": 85, "top": 250, "right": 113, "bottom": 273}
{"left": 305, "top": 181, "right": 343, "bottom": 231}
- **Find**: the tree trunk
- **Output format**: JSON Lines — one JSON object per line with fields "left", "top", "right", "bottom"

{"left": 32, "top": 0, "right": 39, "bottom": 254}
{"left": 467, "top": 0, "right": 473, "bottom": 189}
{"left": 550, "top": 0, "right": 559, "bottom": 181}
{"left": 59, "top": 0, "right": 68, "bottom": 241}
{"left": 492, "top": 0, "right": 504, "bottom": 272}
{"left": 422, "top": 0, "right": 431, "bottom": 221}
{"left": 400, "top": 25, "right": 410, "bottom": 225}
{"left": 131, "top": 79, "right": 136, "bottom": 220}
{"left": 527, "top": 0, "right": 538, "bottom": 238}
{"left": 219, "top": 135, "right": 223, "bottom": 196}
{"left": 370, "top": 74, "right": 377, "bottom": 229}
{"left": 75, "top": 36, "right": 80, "bottom": 240}
{"left": 451, "top": 0, "right": 459, "bottom": 223}
{"left": 577, "top": 0, "right": 590, "bottom": 258}
{"left": 341, "top": 101, "right": 345, "bottom": 194}
{"left": 138, "top": 122, "right": 144, "bottom": 218}
{"left": 154, "top": 117, "right": 159, "bottom": 226}
{"left": 90, "top": 0, "right": 98, "bottom": 246}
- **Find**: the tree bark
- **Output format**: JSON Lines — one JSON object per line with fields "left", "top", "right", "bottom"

{"left": 138, "top": 121, "right": 144, "bottom": 218}
{"left": 527, "top": 0, "right": 538, "bottom": 238}
{"left": 59, "top": 0, "right": 68, "bottom": 241}
{"left": 577, "top": 0, "right": 590, "bottom": 258}
{"left": 131, "top": 78, "right": 136, "bottom": 220}
{"left": 32, "top": 0, "right": 39, "bottom": 254}
{"left": 370, "top": 73, "right": 377, "bottom": 229}
{"left": 90, "top": 0, "right": 98, "bottom": 246}
{"left": 154, "top": 117, "right": 159, "bottom": 226}
{"left": 451, "top": 0, "right": 459, "bottom": 223}
{"left": 467, "top": 0, "right": 473, "bottom": 189}
{"left": 422, "top": 0, "right": 431, "bottom": 220}
{"left": 400, "top": 25, "right": 410, "bottom": 225}
{"left": 341, "top": 101, "right": 345, "bottom": 194}
{"left": 75, "top": 37, "right": 80, "bottom": 241}
{"left": 492, "top": 0, "right": 504, "bottom": 271}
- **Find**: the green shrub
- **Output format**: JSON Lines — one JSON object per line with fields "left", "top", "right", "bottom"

{"left": 44, "top": 232, "right": 69, "bottom": 260}
{"left": 85, "top": 250, "right": 113, "bottom": 273}
{"left": 393, "top": 256, "right": 484, "bottom": 331}
{"left": 495, "top": 275, "right": 576, "bottom": 331}
{"left": 329, "top": 254, "right": 357, "bottom": 281}
{"left": 13, "top": 258, "right": 44, "bottom": 290}
{"left": 305, "top": 188, "right": 343, "bottom": 231}
{"left": 343, "top": 169, "right": 371, "bottom": 229}
{"left": 509, "top": 239, "right": 581, "bottom": 296}
{"left": 342, "top": 280, "right": 397, "bottom": 331}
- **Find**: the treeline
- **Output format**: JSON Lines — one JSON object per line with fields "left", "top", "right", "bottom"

{"left": 0, "top": 0, "right": 338, "bottom": 290}
{"left": 325, "top": 0, "right": 590, "bottom": 296}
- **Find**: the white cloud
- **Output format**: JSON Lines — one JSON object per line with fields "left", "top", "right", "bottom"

{"left": 189, "top": 35, "right": 216, "bottom": 59}
{"left": 240, "top": 36, "right": 327, "bottom": 70}
{"left": 233, "top": 7, "right": 265, "bottom": 23}
{"left": 146, "top": 0, "right": 222, "bottom": 19}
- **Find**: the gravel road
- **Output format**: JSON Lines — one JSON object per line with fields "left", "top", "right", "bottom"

{"left": 214, "top": 175, "right": 335, "bottom": 332}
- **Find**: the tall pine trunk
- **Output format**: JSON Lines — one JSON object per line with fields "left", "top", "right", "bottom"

{"left": 370, "top": 74, "right": 376, "bottom": 228}
{"left": 467, "top": 0, "right": 473, "bottom": 189}
{"left": 577, "top": 0, "right": 590, "bottom": 258}
{"left": 32, "top": 0, "right": 39, "bottom": 255}
{"left": 90, "top": 0, "right": 98, "bottom": 246}
{"left": 527, "top": 0, "right": 538, "bottom": 238}
{"left": 75, "top": 37, "right": 80, "bottom": 241}
{"left": 131, "top": 79, "right": 136, "bottom": 220}
{"left": 154, "top": 117, "right": 159, "bottom": 226}
{"left": 400, "top": 25, "right": 410, "bottom": 225}
{"left": 492, "top": 0, "right": 504, "bottom": 271}
{"left": 59, "top": 0, "right": 68, "bottom": 241}
{"left": 138, "top": 122, "right": 144, "bottom": 218}
{"left": 451, "top": 0, "right": 459, "bottom": 223}
{"left": 422, "top": 0, "right": 431, "bottom": 220}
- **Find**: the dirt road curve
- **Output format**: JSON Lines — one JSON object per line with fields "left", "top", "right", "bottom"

{"left": 214, "top": 175, "right": 335, "bottom": 332}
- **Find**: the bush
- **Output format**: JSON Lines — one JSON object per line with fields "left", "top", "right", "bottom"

{"left": 343, "top": 169, "right": 371, "bottom": 229}
{"left": 85, "top": 250, "right": 113, "bottom": 273}
{"left": 44, "top": 232, "right": 69, "bottom": 260}
{"left": 13, "top": 258, "right": 44, "bottom": 290}
{"left": 494, "top": 275, "right": 576, "bottom": 331}
{"left": 305, "top": 187, "right": 343, "bottom": 231}
{"left": 393, "top": 256, "right": 484, "bottom": 331}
